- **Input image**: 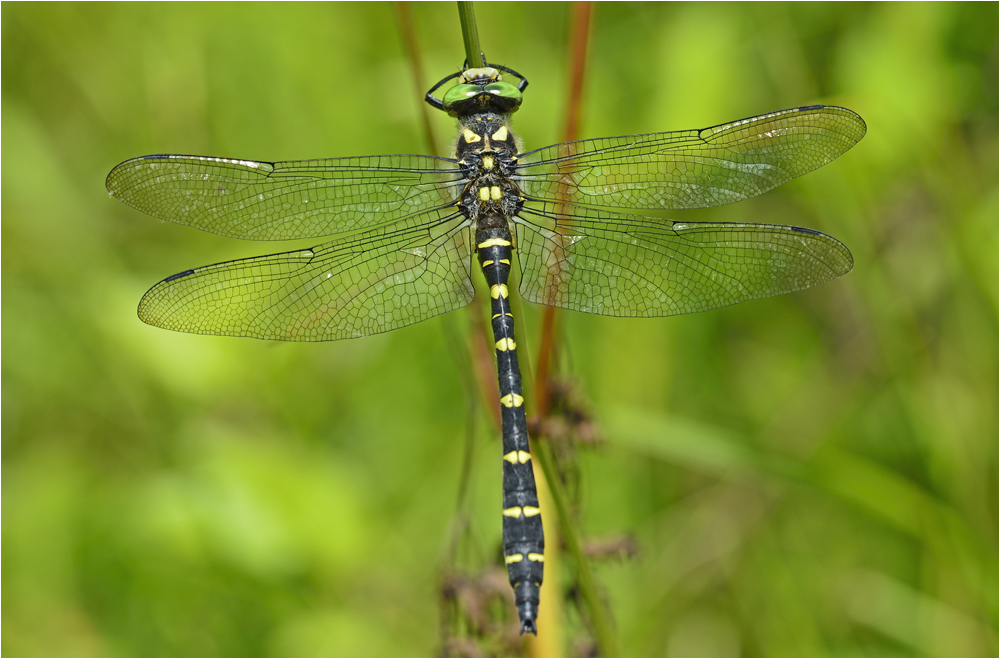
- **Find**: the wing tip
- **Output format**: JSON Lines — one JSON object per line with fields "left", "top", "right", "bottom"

{"left": 797, "top": 104, "right": 868, "bottom": 142}
{"left": 163, "top": 268, "right": 197, "bottom": 283}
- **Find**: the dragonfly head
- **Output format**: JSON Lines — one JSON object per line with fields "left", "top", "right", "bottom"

{"left": 442, "top": 67, "right": 523, "bottom": 117}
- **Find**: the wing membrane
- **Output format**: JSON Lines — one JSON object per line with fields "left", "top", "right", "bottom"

{"left": 516, "top": 105, "right": 865, "bottom": 210}
{"left": 138, "top": 208, "right": 475, "bottom": 340}
{"left": 107, "top": 154, "right": 464, "bottom": 240}
{"left": 514, "top": 202, "right": 852, "bottom": 317}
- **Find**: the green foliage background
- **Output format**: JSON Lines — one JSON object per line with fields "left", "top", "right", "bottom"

{"left": 3, "top": 2, "right": 996, "bottom": 656}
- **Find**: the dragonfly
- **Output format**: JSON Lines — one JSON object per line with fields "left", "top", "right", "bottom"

{"left": 106, "top": 63, "right": 865, "bottom": 635}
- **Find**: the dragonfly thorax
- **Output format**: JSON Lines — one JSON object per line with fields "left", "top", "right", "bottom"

{"left": 455, "top": 112, "right": 523, "bottom": 228}
{"left": 459, "top": 167, "right": 522, "bottom": 228}
{"left": 455, "top": 112, "right": 520, "bottom": 162}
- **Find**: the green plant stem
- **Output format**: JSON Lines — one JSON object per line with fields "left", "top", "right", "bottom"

{"left": 533, "top": 437, "right": 620, "bottom": 657}
{"left": 456, "top": 2, "right": 485, "bottom": 67}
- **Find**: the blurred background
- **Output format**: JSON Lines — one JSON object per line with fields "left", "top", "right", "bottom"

{"left": 2, "top": 2, "right": 996, "bottom": 656}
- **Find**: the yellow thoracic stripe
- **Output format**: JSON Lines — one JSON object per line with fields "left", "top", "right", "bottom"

{"left": 522, "top": 506, "right": 541, "bottom": 517}
{"left": 496, "top": 338, "right": 516, "bottom": 351}
{"left": 500, "top": 393, "right": 524, "bottom": 408}
{"left": 490, "top": 284, "right": 509, "bottom": 299}
{"left": 527, "top": 553, "right": 544, "bottom": 562}
{"left": 478, "top": 237, "right": 512, "bottom": 248}
{"left": 463, "top": 128, "right": 481, "bottom": 143}
{"left": 502, "top": 507, "right": 523, "bottom": 518}
{"left": 492, "top": 126, "right": 508, "bottom": 141}
{"left": 505, "top": 553, "right": 524, "bottom": 564}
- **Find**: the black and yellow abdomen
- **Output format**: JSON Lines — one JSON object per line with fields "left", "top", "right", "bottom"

{"left": 455, "top": 99, "right": 544, "bottom": 634}
{"left": 476, "top": 226, "right": 544, "bottom": 635}
{"left": 453, "top": 91, "right": 544, "bottom": 635}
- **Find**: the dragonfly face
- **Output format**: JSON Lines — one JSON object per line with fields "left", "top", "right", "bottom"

{"left": 107, "top": 61, "right": 865, "bottom": 636}
{"left": 441, "top": 66, "right": 523, "bottom": 116}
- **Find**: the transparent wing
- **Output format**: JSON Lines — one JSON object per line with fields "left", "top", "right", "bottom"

{"left": 107, "top": 153, "right": 464, "bottom": 240}
{"left": 514, "top": 202, "right": 852, "bottom": 317}
{"left": 138, "top": 208, "right": 475, "bottom": 340}
{"left": 515, "top": 105, "right": 865, "bottom": 210}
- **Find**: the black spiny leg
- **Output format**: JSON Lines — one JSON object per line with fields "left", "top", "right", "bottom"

{"left": 476, "top": 226, "right": 544, "bottom": 635}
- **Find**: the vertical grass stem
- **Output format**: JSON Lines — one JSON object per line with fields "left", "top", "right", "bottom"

{"left": 457, "top": 2, "right": 486, "bottom": 68}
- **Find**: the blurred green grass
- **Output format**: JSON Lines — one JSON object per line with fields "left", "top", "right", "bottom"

{"left": 2, "top": 2, "right": 996, "bottom": 656}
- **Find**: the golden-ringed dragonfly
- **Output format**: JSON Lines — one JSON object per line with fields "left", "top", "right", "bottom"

{"left": 107, "top": 63, "right": 866, "bottom": 635}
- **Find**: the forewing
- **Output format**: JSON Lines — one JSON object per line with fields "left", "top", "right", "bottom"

{"left": 516, "top": 106, "right": 865, "bottom": 210}
{"left": 514, "top": 202, "right": 852, "bottom": 317}
{"left": 107, "top": 154, "right": 464, "bottom": 240}
{"left": 138, "top": 208, "right": 475, "bottom": 340}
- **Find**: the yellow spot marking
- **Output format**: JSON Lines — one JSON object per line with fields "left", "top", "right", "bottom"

{"left": 492, "top": 126, "right": 509, "bottom": 141}
{"left": 505, "top": 554, "right": 524, "bottom": 564}
{"left": 478, "top": 237, "right": 512, "bottom": 248}
{"left": 482, "top": 259, "right": 494, "bottom": 267}
{"left": 522, "top": 505, "right": 541, "bottom": 517}
{"left": 490, "top": 284, "right": 509, "bottom": 299}
{"left": 528, "top": 553, "right": 544, "bottom": 562}
{"left": 478, "top": 187, "right": 490, "bottom": 201}
{"left": 503, "top": 450, "right": 531, "bottom": 464}
{"left": 499, "top": 259, "right": 511, "bottom": 265}
{"left": 490, "top": 186, "right": 503, "bottom": 201}
{"left": 502, "top": 507, "right": 522, "bottom": 518}
{"left": 482, "top": 155, "right": 494, "bottom": 170}
{"left": 496, "top": 338, "right": 516, "bottom": 351}
{"left": 463, "top": 129, "right": 481, "bottom": 143}
{"left": 500, "top": 393, "right": 524, "bottom": 408}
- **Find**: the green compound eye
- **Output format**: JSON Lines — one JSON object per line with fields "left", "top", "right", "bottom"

{"left": 442, "top": 84, "right": 482, "bottom": 111}
{"left": 441, "top": 79, "right": 524, "bottom": 116}
{"left": 485, "top": 81, "right": 522, "bottom": 106}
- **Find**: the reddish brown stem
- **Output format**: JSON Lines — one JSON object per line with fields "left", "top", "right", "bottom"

{"left": 534, "top": 1, "right": 593, "bottom": 417}
{"left": 393, "top": 1, "right": 441, "bottom": 157}
{"left": 469, "top": 306, "right": 502, "bottom": 432}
